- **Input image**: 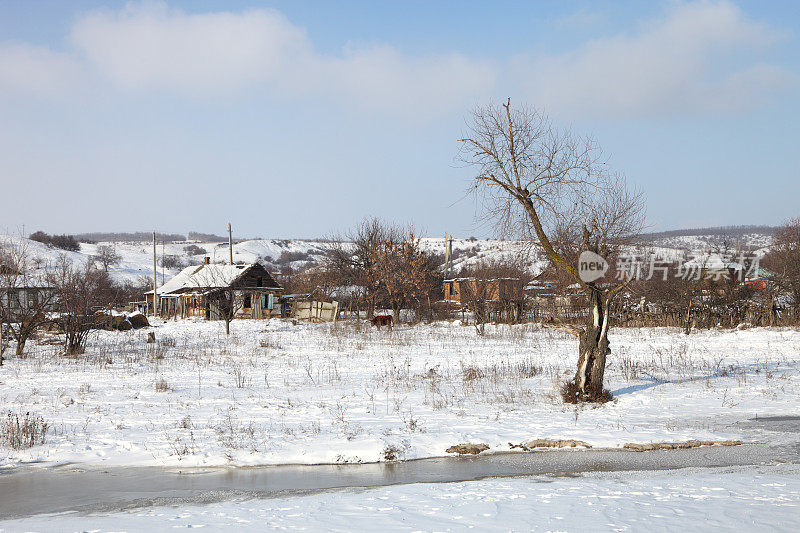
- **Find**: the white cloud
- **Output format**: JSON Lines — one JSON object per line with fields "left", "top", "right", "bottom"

{"left": 0, "top": 43, "right": 82, "bottom": 96}
{"left": 0, "top": 1, "right": 792, "bottom": 119}
{"left": 517, "top": 1, "right": 795, "bottom": 117}
{"left": 70, "top": 3, "right": 309, "bottom": 93}
{"left": 67, "top": 1, "right": 494, "bottom": 115}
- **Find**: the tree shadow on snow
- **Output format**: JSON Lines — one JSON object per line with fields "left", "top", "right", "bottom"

{"left": 611, "top": 361, "right": 788, "bottom": 397}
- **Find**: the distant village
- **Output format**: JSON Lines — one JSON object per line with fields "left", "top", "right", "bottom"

{"left": 0, "top": 221, "right": 791, "bottom": 361}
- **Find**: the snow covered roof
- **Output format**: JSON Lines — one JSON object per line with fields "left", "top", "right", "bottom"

{"left": 151, "top": 263, "right": 255, "bottom": 295}
{"left": 0, "top": 271, "right": 55, "bottom": 289}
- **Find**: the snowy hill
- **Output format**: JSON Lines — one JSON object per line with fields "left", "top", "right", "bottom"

{"left": 1, "top": 225, "right": 777, "bottom": 287}
{"left": 1, "top": 234, "right": 547, "bottom": 284}
{"left": 637, "top": 226, "right": 775, "bottom": 251}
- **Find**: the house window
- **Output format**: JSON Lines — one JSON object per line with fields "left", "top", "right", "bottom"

{"left": 256, "top": 277, "right": 263, "bottom": 287}
{"left": 244, "top": 294, "right": 252, "bottom": 308}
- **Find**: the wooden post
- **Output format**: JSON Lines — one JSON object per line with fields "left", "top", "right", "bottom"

{"left": 444, "top": 233, "right": 450, "bottom": 286}
{"left": 228, "top": 223, "right": 233, "bottom": 265}
{"left": 152, "top": 231, "right": 158, "bottom": 317}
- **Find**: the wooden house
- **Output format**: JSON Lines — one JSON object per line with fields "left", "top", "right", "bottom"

{"left": 442, "top": 277, "right": 524, "bottom": 323}
{"left": 443, "top": 277, "right": 522, "bottom": 304}
{"left": 0, "top": 263, "right": 59, "bottom": 317}
{"left": 145, "top": 259, "right": 283, "bottom": 320}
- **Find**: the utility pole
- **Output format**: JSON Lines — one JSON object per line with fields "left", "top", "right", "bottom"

{"left": 228, "top": 222, "right": 233, "bottom": 265}
{"left": 444, "top": 233, "right": 452, "bottom": 280}
{"left": 152, "top": 231, "right": 158, "bottom": 317}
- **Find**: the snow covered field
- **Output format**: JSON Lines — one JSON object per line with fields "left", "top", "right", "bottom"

{"left": 1, "top": 319, "right": 798, "bottom": 468}
{"left": 2, "top": 464, "right": 798, "bottom": 531}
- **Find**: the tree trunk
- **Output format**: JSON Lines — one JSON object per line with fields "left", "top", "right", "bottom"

{"left": 15, "top": 335, "right": 26, "bottom": 356}
{"left": 225, "top": 319, "right": 231, "bottom": 335}
{"left": 684, "top": 298, "right": 693, "bottom": 335}
{"left": 572, "top": 288, "right": 611, "bottom": 400}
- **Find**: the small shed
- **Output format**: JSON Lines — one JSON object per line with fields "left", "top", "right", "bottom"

{"left": 281, "top": 292, "right": 339, "bottom": 322}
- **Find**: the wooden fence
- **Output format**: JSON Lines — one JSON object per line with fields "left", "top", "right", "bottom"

{"left": 528, "top": 303, "right": 800, "bottom": 329}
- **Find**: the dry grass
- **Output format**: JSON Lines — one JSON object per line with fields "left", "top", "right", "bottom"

{"left": 1, "top": 411, "right": 49, "bottom": 450}
{"left": 4, "top": 318, "right": 792, "bottom": 462}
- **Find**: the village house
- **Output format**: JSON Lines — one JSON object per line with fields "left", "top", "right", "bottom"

{"left": 442, "top": 277, "right": 524, "bottom": 322}
{"left": 0, "top": 263, "right": 59, "bottom": 316}
{"left": 443, "top": 277, "right": 523, "bottom": 304}
{"left": 144, "top": 259, "right": 283, "bottom": 320}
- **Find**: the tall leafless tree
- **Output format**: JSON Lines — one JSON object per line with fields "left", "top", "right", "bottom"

{"left": 459, "top": 99, "right": 644, "bottom": 402}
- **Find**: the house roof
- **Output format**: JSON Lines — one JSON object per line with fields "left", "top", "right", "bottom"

{"left": 149, "top": 263, "right": 281, "bottom": 295}
{"left": 0, "top": 268, "right": 55, "bottom": 289}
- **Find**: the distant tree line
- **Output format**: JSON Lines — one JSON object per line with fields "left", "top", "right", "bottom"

{"left": 637, "top": 225, "right": 777, "bottom": 241}
{"left": 187, "top": 231, "right": 227, "bottom": 242}
{"left": 29, "top": 232, "right": 80, "bottom": 252}
{"left": 74, "top": 232, "right": 186, "bottom": 243}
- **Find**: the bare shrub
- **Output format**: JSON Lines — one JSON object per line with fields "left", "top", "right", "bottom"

{"left": 231, "top": 364, "right": 250, "bottom": 388}
{"left": 160, "top": 254, "right": 185, "bottom": 270}
{"left": 276, "top": 250, "right": 312, "bottom": 265}
{"left": 214, "top": 407, "right": 257, "bottom": 450}
{"left": 183, "top": 245, "right": 207, "bottom": 256}
{"left": 1, "top": 411, "right": 49, "bottom": 450}
{"left": 155, "top": 378, "right": 170, "bottom": 392}
{"left": 382, "top": 443, "right": 408, "bottom": 461}
{"left": 402, "top": 413, "right": 424, "bottom": 433}
{"left": 260, "top": 337, "right": 282, "bottom": 350}
{"left": 461, "top": 366, "right": 484, "bottom": 382}
{"left": 159, "top": 336, "right": 176, "bottom": 348}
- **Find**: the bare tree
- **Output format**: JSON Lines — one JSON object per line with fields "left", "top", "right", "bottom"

{"left": 459, "top": 257, "right": 529, "bottom": 334}
{"left": 459, "top": 99, "right": 644, "bottom": 402}
{"left": 325, "top": 217, "right": 403, "bottom": 319}
{"left": 367, "top": 234, "right": 437, "bottom": 322}
{"left": 49, "top": 257, "right": 110, "bottom": 355}
{"left": 762, "top": 217, "right": 800, "bottom": 312}
{"left": 210, "top": 289, "right": 242, "bottom": 335}
{"left": 0, "top": 239, "right": 59, "bottom": 359}
{"left": 93, "top": 244, "right": 122, "bottom": 271}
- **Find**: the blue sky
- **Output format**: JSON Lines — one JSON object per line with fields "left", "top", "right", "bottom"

{"left": 0, "top": 0, "right": 798, "bottom": 238}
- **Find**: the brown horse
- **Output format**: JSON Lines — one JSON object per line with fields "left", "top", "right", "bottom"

{"left": 371, "top": 315, "right": 393, "bottom": 331}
